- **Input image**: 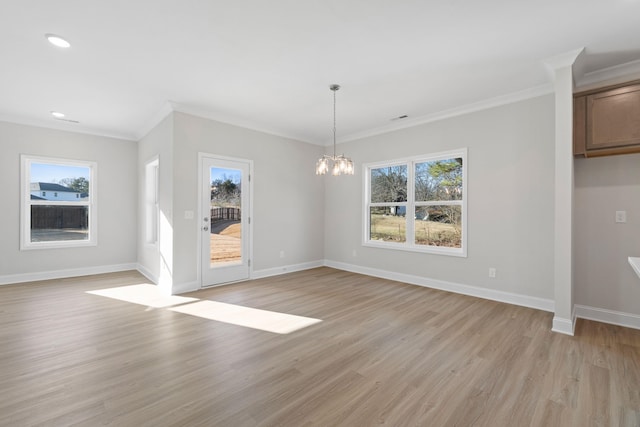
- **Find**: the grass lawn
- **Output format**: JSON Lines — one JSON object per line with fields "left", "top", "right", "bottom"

{"left": 370, "top": 214, "right": 461, "bottom": 247}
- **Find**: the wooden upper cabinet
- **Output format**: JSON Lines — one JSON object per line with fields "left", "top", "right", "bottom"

{"left": 574, "top": 80, "right": 640, "bottom": 157}
{"left": 573, "top": 95, "right": 586, "bottom": 156}
{"left": 587, "top": 84, "right": 640, "bottom": 149}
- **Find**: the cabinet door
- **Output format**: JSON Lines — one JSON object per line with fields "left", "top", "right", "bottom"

{"left": 586, "top": 84, "right": 640, "bottom": 150}
{"left": 573, "top": 96, "right": 586, "bottom": 156}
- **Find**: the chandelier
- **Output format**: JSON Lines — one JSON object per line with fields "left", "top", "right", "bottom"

{"left": 316, "top": 84, "right": 354, "bottom": 175}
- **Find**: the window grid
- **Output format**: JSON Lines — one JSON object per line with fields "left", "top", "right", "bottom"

{"left": 21, "top": 155, "right": 97, "bottom": 250}
{"left": 364, "top": 148, "right": 467, "bottom": 257}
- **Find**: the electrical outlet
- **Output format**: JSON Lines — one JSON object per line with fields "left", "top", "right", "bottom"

{"left": 615, "top": 211, "right": 627, "bottom": 223}
{"left": 489, "top": 268, "right": 496, "bottom": 278}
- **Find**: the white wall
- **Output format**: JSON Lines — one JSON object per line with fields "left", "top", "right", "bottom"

{"left": 574, "top": 153, "right": 640, "bottom": 319}
{"left": 0, "top": 121, "right": 138, "bottom": 283}
{"left": 171, "top": 112, "right": 326, "bottom": 291}
{"left": 324, "top": 95, "right": 556, "bottom": 306}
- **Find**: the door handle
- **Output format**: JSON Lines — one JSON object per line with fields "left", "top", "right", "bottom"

{"left": 203, "top": 226, "right": 209, "bottom": 231}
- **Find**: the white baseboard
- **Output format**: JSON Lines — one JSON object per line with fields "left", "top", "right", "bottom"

{"left": 0, "top": 263, "right": 138, "bottom": 286}
{"left": 324, "top": 260, "right": 555, "bottom": 313}
{"left": 575, "top": 304, "right": 640, "bottom": 330}
{"left": 138, "top": 261, "right": 325, "bottom": 295}
{"left": 552, "top": 316, "right": 576, "bottom": 335}
{"left": 252, "top": 260, "right": 324, "bottom": 280}
{"left": 136, "top": 264, "right": 159, "bottom": 285}
{"left": 136, "top": 265, "right": 198, "bottom": 295}
{"left": 173, "top": 280, "right": 200, "bottom": 295}
{"left": 6, "top": 259, "right": 638, "bottom": 332}
{"left": 552, "top": 307, "right": 577, "bottom": 336}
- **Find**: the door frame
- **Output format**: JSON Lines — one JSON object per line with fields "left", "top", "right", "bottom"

{"left": 197, "top": 152, "right": 254, "bottom": 288}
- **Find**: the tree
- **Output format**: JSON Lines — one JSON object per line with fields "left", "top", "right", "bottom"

{"left": 415, "top": 158, "right": 462, "bottom": 233}
{"left": 371, "top": 165, "right": 407, "bottom": 203}
{"left": 428, "top": 158, "right": 462, "bottom": 197}
{"left": 210, "top": 176, "right": 241, "bottom": 207}
{"left": 58, "top": 177, "right": 89, "bottom": 194}
{"left": 415, "top": 158, "right": 462, "bottom": 201}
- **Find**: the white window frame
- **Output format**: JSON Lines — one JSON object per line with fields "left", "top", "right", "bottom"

{"left": 363, "top": 148, "right": 467, "bottom": 257}
{"left": 144, "top": 156, "right": 159, "bottom": 247}
{"left": 21, "top": 155, "right": 97, "bottom": 250}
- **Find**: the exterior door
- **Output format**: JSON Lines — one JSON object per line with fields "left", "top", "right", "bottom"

{"left": 200, "top": 155, "right": 250, "bottom": 287}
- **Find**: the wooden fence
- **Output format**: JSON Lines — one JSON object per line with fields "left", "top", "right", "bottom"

{"left": 31, "top": 206, "right": 88, "bottom": 230}
{"left": 210, "top": 207, "right": 241, "bottom": 221}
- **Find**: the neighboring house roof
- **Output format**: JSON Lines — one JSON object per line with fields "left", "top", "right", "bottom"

{"left": 30, "top": 182, "right": 79, "bottom": 193}
{"left": 30, "top": 194, "right": 46, "bottom": 200}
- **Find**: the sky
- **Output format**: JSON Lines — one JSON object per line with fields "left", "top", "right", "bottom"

{"left": 32, "top": 163, "right": 239, "bottom": 185}
{"left": 31, "top": 163, "right": 90, "bottom": 183}
{"left": 210, "top": 167, "right": 241, "bottom": 184}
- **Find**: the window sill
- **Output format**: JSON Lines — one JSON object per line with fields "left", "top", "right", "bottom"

{"left": 21, "top": 240, "right": 97, "bottom": 251}
{"left": 363, "top": 240, "right": 467, "bottom": 258}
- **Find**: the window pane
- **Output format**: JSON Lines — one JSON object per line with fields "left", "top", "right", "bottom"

{"left": 31, "top": 205, "right": 89, "bottom": 242}
{"left": 145, "top": 159, "right": 159, "bottom": 245}
{"left": 370, "top": 165, "right": 407, "bottom": 203}
{"left": 30, "top": 163, "right": 91, "bottom": 199}
{"left": 415, "top": 158, "right": 463, "bottom": 201}
{"left": 369, "top": 206, "right": 406, "bottom": 242}
{"left": 414, "top": 205, "right": 462, "bottom": 247}
{"left": 210, "top": 167, "right": 242, "bottom": 267}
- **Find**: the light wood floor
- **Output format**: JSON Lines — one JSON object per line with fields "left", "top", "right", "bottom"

{"left": 1, "top": 268, "right": 639, "bottom": 426}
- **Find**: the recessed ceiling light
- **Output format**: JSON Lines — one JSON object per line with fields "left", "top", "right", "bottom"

{"left": 50, "top": 111, "right": 80, "bottom": 123}
{"left": 45, "top": 34, "right": 71, "bottom": 48}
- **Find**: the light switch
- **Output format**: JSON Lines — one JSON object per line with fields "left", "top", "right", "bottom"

{"left": 615, "top": 211, "right": 626, "bottom": 223}
{"left": 184, "top": 210, "right": 194, "bottom": 220}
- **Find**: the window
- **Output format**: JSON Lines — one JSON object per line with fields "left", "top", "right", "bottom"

{"left": 144, "top": 157, "right": 159, "bottom": 246}
{"left": 21, "top": 155, "right": 97, "bottom": 250}
{"left": 364, "top": 148, "right": 467, "bottom": 257}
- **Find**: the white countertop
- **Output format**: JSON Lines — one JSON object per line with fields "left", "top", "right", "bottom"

{"left": 630, "top": 257, "right": 640, "bottom": 279}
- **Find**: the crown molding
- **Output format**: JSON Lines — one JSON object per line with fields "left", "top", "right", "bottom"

{"left": 134, "top": 101, "right": 174, "bottom": 140}
{"left": 541, "top": 47, "right": 585, "bottom": 86}
{"left": 575, "top": 58, "right": 640, "bottom": 90}
{"left": 0, "top": 113, "right": 136, "bottom": 142}
{"left": 335, "top": 84, "right": 553, "bottom": 145}
{"left": 168, "top": 102, "right": 316, "bottom": 145}
{"left": 543, "top": 47, "right": 585, "bottom": 71}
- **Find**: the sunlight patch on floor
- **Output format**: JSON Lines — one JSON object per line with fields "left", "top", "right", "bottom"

{"left": 87, "top": 284, "right": 322, "bottom": 334}
{"left": 87, "top": 284, "right": 197, "bottom": 308}
{"left": 170, "top": 300, "right": 322, "bottom": 334}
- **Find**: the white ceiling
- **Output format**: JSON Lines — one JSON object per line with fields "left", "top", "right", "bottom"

{"left": 1, "top": 0, "right": 640, "bottom": 144}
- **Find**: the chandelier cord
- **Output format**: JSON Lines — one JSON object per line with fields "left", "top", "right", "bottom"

{"left": 333, "top": 86, "right": 337, "bottom": 158}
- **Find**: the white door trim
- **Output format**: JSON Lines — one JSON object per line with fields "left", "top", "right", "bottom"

{"left": 197, "top": 152, "right": 254, "bottom": 288}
